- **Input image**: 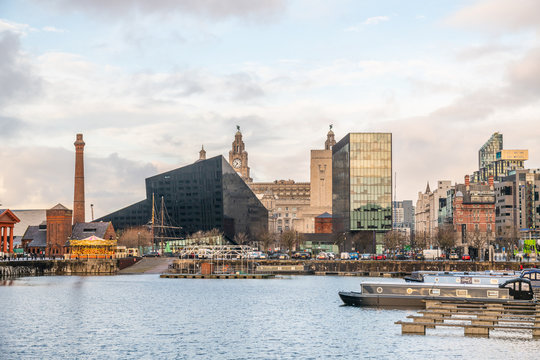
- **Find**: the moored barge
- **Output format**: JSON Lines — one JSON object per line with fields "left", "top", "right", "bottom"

{"left": 339, "top": 278, "right": 534, "bottom": 308}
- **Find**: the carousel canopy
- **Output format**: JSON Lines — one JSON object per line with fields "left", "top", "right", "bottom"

{"left": 69, "top": 235, "right": 116, "bottom": 247}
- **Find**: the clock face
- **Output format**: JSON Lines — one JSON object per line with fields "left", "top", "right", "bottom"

{"left": 232, "top": 158, "right": 242, "bottom": 168}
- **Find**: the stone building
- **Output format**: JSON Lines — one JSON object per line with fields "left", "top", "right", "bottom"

{"left": 415, "top": 180, "right": 453, "bottom": 246}
{"left": 229, "top": 126, "right": 252, "bottom": 183}
{"left": 453, "top": 175, "right": 495, "bottom": 259}
{"left": 246, "top": 127, "right": 335, "bottom": 234}
{"left": 295, "top": 127, "right": 336, "bottom": 233}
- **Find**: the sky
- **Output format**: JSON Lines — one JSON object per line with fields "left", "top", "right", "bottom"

{"left": 1, "top": 0, "right": 540, "bottom": 219}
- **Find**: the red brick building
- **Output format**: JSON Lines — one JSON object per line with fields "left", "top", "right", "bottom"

{"left": 22, "top": 134, "right": 116, "bottom": 257}
{"left": 315, "top": 212, "right": 332, "bottom": 234}
{"left": 0, "top": 209, "right": 20, "bottom": 255}
{"left": 453, "top": 175, "right": 495, "bottom": 258}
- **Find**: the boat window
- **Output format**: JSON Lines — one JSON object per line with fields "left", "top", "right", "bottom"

{"left": 521, "top": 282, "right": 531, "bottom": 291}
{"left": 505, "top": 282, "right": 516, "bottom": 290}
{"left": 487, "top": 290, "right": 499, "bottom": 298}
{"left": 429, "top": 289, "right": 440, "bottom": 295}
{"left": 456, "top": 289, "right": 468, "bottom": 297}
{"left": 490, "top": 279, "right": 498, "bottom": 285}
{"left": 523, "top": 273, "right": 531, "bottom": 279}
{"left": 473, "top": 278, "right": 481, "bottom": 284}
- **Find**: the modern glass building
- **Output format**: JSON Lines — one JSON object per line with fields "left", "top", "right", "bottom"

{"left": 96, "top": 156, "right": 268, "bottom": 242}
{"left": 332, "top": 133, "right": 392, "bottom": 253}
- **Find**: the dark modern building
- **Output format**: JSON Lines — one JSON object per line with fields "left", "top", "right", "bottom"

{"left": 96, "top": 156, "right": 268, "bottom": 242}
{"left": 332, "top": 133, "right": 392, "bottom": 253}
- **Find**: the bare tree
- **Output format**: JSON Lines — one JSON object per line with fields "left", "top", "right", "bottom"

{"left": 435, "top": 225, "right": 456, "bottom": 256}
{"left": 295, "top": 232, "right": 305, "bottom": 251}
{"left": 118, "top": 227, "right": 153, "bottom": 248}
{"left": 470, "top": 228, "right": 488, "bottom": 260}
{"left": 332, "top": 232, "right": 346, "bottom": 252}
{"left": 496, "top": 226, "right": 520, "bottom": 260}
{"left": 351, "top": 232, "right": 373, "bottom": 253}
{"left": 258, "top": 231, "right": 275, "bottom": 253}
{"left": 234, "top": 232, "right": 249, "bottom": 245}
{"left": 413, "top": 231, "right": 428, "bottom": 252}
{"left": 384, "top": 230, "right": 405, "bottom": 258}
{"left": 280, "top": 230, "right": 296, "bottom": 254}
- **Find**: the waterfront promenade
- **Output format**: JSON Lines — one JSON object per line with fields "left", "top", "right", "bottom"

{"left": 1, "top": 257, "right": 537, "bottom": 279}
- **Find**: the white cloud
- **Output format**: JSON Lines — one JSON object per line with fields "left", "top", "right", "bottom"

{"left": 0, "top": 18, "right": 36, "bottom": 35}
{"left": 32, "top": 0, "right": 287, "bottom": 23}
{"left": 363, "top": 16, "right": 389, "bottom": 26}
{"left": 447, "top": 0, "right": 540, "bottom": 32}
{"left": 42, "top": 26, "right": 65, "bottom": 33}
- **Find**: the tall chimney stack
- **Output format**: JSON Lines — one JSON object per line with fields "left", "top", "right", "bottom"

{"left": 73, "top": 133, "right": 85, "bottom": 224}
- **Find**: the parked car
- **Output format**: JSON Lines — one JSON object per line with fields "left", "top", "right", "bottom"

{"left": 462, "top": 254, "right": 471, "bottom": 260}
{"left": 317, "top": 252, "right": 328, "bottom": 260}
{"left": 414, "top": 253, "right": 425, "bottom": 260}
{"left": 144, "top": 252, "right": 160, "bottom": 257}
{"left": 360, "top": 253, "right": 371, "bottom": 260}
{"left": 340, "top": 252, "right": 350, "bottom": 260}
{"left": 349, "top": 252, "right": 359, "bottom": 260}
{"left": 269, "top": 252, "right": 289, "bottom": 260}
{"left": 326, "top": 252, "right": 336, "bottom": 260}
{"left": 292, "top": 251, "right": 312, "bottom": 259}
{"left": 372, "top": 254, "right": 387, "bottom": 260}
{"left": 395, "top": 254, "right": 409, "bottom": 260}
{"left": 449, "top": 253, "right": 459, "bottom": 260}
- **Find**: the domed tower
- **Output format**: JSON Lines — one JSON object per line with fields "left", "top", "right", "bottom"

{"left": 229, "top": 126, "right": 252, "bottom": 183}
{"left": 199, "top": 145, "right": 206, "bottom": 161}
{"left": 325, "top": 125, "right": 336, "bottom": 150}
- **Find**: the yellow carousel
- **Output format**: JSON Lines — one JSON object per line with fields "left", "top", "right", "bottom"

{"left": 67, "top": 235, "right": 117, "bottom": 259}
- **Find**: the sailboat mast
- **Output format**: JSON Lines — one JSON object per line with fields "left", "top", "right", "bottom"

{"left": 161, "top": 196, "right": 164, "bottom": 255}
{"left": 152, "top": 192, "right": 155, "bottom": 253}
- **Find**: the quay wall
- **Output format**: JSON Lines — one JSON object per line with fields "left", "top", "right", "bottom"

{"left": 267, "top": 260, "right": 537, "bottom": 273}
{"left": 0, "top": 259, "right": 118, "bottom": 279}
{"left": 178, "top": 259, "right": 536, "bottom": 274}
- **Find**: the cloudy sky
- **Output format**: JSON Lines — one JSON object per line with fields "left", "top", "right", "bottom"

{"left": 1, "top": 0, "right": 540, "bottom": 219}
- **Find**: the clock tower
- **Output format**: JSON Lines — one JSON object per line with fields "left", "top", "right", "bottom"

{"left": 229, "top": 126, "right": 252, "bottom": 183}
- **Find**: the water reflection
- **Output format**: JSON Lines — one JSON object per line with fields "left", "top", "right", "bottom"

{"left": 0, "top": 275, "right": 539, "bottom": 359}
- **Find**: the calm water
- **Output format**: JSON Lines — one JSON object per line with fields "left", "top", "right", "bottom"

{"left": 1, "top": 275, "right": 540, "bottom": 359}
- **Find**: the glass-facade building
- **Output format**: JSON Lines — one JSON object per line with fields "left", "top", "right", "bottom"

{"left": 96, "top": 156, "right": 268, "bottom": 242}
{"left": 332, "top": 133, "right": 392, "bottom": 253}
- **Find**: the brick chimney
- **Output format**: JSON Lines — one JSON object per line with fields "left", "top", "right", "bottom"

{"left": 465, "top": 175, "right": 470, "bottom": 190}
{"left": 73, "top": 134, "right": 85, "bottom": 224}
{"left": 488, "top": 175, "right": 494, "bottom": 190}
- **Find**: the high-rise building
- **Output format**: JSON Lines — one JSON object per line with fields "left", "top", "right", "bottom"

{"left": 473, "top": 133, "right": 528, "bottom": 182}
{"left": 479, "top": 132, "right": 503, "bottom": 170}
{"left": 393, "top": 200, "right": 415, "bottom": 240}
{"left": 495, "top": 169, "right": 540, "bottom": 241}
{"left": 332, "top": 133, "right": 392, "bottom": 253}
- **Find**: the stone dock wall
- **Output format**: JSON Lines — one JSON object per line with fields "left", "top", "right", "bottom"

{"left": 0, "top": 259, "right": 118, "bottom": 279}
